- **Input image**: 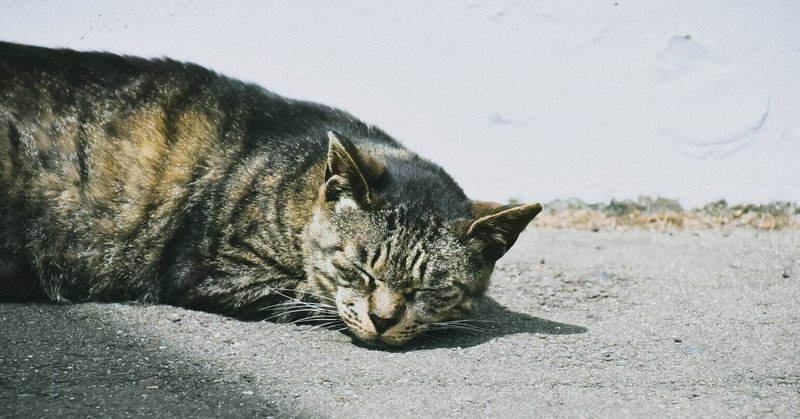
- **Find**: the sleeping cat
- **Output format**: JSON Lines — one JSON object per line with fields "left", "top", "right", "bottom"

{"left": 0, "top": 42, "right": 541, "bottom": 346}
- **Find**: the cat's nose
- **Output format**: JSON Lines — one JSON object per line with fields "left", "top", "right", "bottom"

{"left": 369, "top": 312, "right": 401, "bottom": 334}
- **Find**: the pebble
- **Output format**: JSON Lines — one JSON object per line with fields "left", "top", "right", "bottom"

{"left": 137, "top": 378, "right": 162, "bottom": 389}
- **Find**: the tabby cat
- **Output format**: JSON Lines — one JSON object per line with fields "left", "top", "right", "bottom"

{"left": 0, "top": 42, "right": 541, "bottom": 346}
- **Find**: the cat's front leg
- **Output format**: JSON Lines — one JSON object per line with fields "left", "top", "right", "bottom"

{"left": 168, "top": 270, "right": 333, "bottom": 322}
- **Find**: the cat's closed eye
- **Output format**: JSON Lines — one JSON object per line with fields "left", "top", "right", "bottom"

{"left": 347, "top": 261, "right": 377, "bottom": 289}
{"left": 404, "top": 288, "right": 437, "bottom": 302}
{"left": 350, "top": 263, "right": 374, "bottom": 281}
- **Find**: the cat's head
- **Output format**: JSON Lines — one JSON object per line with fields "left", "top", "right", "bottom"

{"left": 303, "top": 132, "right": 541, "bottom": 346}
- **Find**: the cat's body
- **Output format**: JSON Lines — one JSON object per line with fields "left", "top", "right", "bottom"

{"left": 0, "top": 42, "right": 541, "bottom": 345}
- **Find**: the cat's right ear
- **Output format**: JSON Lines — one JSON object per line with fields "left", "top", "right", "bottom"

{"left": 466, "top": 201, "right": 542, "bottom": 261}
{"left": 324, "top": 131, "right": 371, "bottom": 206}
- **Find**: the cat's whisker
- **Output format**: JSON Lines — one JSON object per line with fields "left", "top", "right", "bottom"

{"left": 329, "top": 326, "right": 350, "bottom": 333}
{"left": 432, "top": 325, "right": 489, "bottom": 333}
{"left": 262, "top": 307, "right": 333, "bottom": 321}
{"left": 267, "top": 288, "right": 338, "bottom": 312}
{"left": 429, "top": 322, "right": 489, "bottom": 334}
{"left": 267, "top": 287, "right": 338, "bottom": 304}
{"left": 276, "top": 306, "right": 329, "bottom": 314}
{"left": 300, "top": 315, "right": 343, "bottom": 323}
{"left": 433, "top": 318, "right": 493, "bottom": 327}
{"left": 256, "top": 301, "right": 332, "bottom": 313}
{"left": 435, "top": 322, "right": 488, "bottom": 330}
{"left": 439, "top": 318, "right": 495, "bottom": 324}
{"left": 308, "top": 320, "right": 347, "bottom": 331}
{"left": 264, "top": 289, "right": 332, "bottom": 310}
{"left": 434, "top": 327, "right": 483, "bottom": 335}
{"left": 306, "top": 320, "right": 344, "bottom": 327}
{"left": 267, "top": 300, "right": 336, "bottom": 312}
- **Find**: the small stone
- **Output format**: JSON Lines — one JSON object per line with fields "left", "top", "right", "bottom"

{"left": 137, "top": 378, "right": 162, "bottom": 389}
{"left": 242, "top": 390, "right": 254, "bottom": 396}
{"left": 673, "top": 337, "right": 683, "bottom": 343}
{"left": 782, "top": 271, "right": 790, "bottom": 279}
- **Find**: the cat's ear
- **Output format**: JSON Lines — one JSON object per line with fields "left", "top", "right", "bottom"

{"left": 466, "top": 201, "right": 543, "bottom": 261}
{"left": 324, "top": 131, "right": 372, "bottom": 206}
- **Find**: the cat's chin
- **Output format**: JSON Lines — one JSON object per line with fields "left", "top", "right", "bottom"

{"left": 345, "top": 327, "right": 418, "bottom": 347}
{"left": 353, "top": 335, "right": 414, "bottom": 348}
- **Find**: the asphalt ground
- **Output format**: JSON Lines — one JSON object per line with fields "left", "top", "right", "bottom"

{"left": 2, "top": 228, "right": 798, "bottom": 417}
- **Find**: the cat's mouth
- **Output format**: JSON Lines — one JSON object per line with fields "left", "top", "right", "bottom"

{"left": 335, "top": 298, "right": 426, "bottom": 346}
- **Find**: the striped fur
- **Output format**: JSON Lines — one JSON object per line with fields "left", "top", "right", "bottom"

{"left": 0, "top": 42, "right": 541, "bottom": 345}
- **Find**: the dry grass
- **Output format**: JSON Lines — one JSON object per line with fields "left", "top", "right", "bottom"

{"left": 531, "top": 199, "right": 800, "bottom": 231}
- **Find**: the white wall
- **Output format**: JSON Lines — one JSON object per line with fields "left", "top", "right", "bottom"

{"left": 2, "top": 1, "right": 798, "bottom": 208}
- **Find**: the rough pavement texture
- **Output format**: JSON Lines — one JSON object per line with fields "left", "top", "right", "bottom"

{"left": 2, "top": 229, "right": 799, "bottom": 417}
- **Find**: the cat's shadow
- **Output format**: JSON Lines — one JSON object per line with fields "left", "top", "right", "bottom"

{"left": 352, "top": 297, "right": 587, "bottom": 351}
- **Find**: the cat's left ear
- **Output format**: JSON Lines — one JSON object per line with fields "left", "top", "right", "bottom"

{"left": 466, "top": 201, "right": 543, "bottom": 261}
{"left": 324, "top": 131, "right": 381, "bottom": 206}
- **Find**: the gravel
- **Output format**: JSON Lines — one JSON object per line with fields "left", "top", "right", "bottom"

{"left": 2, "top": 228, "right": 798, "bottom": 417}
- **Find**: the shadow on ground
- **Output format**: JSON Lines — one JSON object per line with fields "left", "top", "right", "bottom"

{"left": 3, "top": 293, "right": 585, "bottom": 357}
{"left": 353, "top": 297, "right": 588, "bottom": 351}
{"left": 0, "top": 303, "right": 284, "bottom": 417}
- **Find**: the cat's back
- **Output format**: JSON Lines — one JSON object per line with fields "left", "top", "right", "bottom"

{"left": 0, "top": 41, "right": 401, "bottom": 152}
{"left": 1, "top": 41, "right": 210, "bottom": 94}
{"left": 0, "top": 42, "right": 406, "bottom": 211}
